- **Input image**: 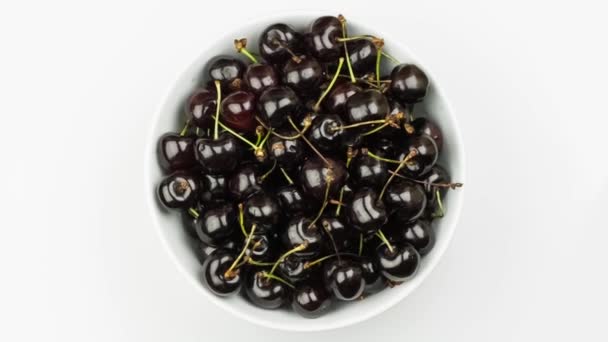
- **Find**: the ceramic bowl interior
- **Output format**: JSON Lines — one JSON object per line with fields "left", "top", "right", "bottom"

{"left": 144, "top": 13, "right": 465, "bottom": 332}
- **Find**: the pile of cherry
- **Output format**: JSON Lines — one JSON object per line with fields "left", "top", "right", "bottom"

{"left": 157, "top": 15, "right": 462, "bottom": 318}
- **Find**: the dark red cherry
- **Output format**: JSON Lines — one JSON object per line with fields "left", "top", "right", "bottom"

{"left": 421, "top": 165, "right": 451, "bottom": 211}
{"left": 282, "top": 55, "right": 323, "bottom": 95}
{"left": 377, "top": 99, "right": 408, "bottom": 139}
{"left": 157, "top": 133, "right": 196, "bottom": 172}
{"left": 243, "top": 63, "right": 279, "bottom": 95}
{"left": 259, "top": 23, "right": 304, "bottom": 64}
{"left": 228, "top": 164, "right": 262, "bottom": 200}
{"left": 412, "top": 117, "right": 443, "bottom": 151}
{"left": 199, "top": 173, "right": 228, "bottom": 204}
{"left": 389, "top": 64, "right": 429, "bottom": 104}
{"left": 384, "top": 180, "right": 427, "bottom": 222}
{"left": 276, "top": 185, "right": 309, "bottom": 215}
{"left": 307, "top": 114, "right": 344, "bottom": 152}
{"left": 398, "top": 135, "right": 439, "bottom": 176}
{"left": 244, "top": 192, "right": 281, "bottom": 227}
{"left": 194, "top": 133, "right": 241, "bottom": 175}
{"left": 324, "top": 81, "right": 361, "bottom": 115}
{"left": 186, "top": 88, "right": 217, "bottom": 128}
{"left": 360, "top": 256, "right": 385, "bottom": 293}
{"left": 305, "top": 16, "right": 343, "bottom": 63}
{"left": 350, "top": 148, "right": 388, "bottom": 188}
{"left": 292, "top": 282, "right": 331, "bottom": 318}
{"left": 347, "top": 39, "right": 377, "bottom": 74}
{"left": 345, "top": 89, "right": 389, "bottom": 124}
{"left": 278, "top": 254, "right": 310, "bottom": 283}
{"left": 327, "top": 261, "right": 365, "bottom": 301}
{"left": 346, "top": 187, "right": 387, "bottom": 234}
{"left": 386, "top": 219, "right": 435, "bottom": 256}
{"left": 201, "top": 250, "right": 242, "bottom": 296}
{"left": 181, "top": 202, "right": 205, "bottom": 239}
{"left": 195, "top": 203, "right": 238, "bottom": 245}
{"left": 220, "top": 91, "right": 257, "bottom": 133}
{"left": 245, "top": 271, "right": 291, "bottom": 309}
{"left": 208, "top": 57, "right": 246, "bottom": 92}
{"left": 299, "top": 157, "right": 347, "bottom": 201}
{"left": 192, "top": 240, "right": 217, "bottom": 265}
{"left": 157, "top": 172, "right": 199, "bottom": 209}
{"left": 366, "top": 136, "right": 397, "bottom": 159}
{"left": 281, "top": 215, "right": 324, "bottom": 260}
{"left": 320, "top": 216, "right": 354, "bottom": 252}
{"left": 268, "top": 131, "right": 305, "bottom": 168}
{"left": 376, "top": 242, "right": 420, "bottom": 282}
{"left": 245, "top": 232, "right": 276, "bottom": 261}
{"left": 258, "top": 86, "right": 301, "bottom": 127}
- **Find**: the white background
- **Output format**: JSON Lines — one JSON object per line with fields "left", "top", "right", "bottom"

{"left": 1, "top": 0, "right": 607, "bottom": 341}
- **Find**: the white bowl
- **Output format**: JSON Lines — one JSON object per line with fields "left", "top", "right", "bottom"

{"left": 144, "top": 12, "right": 465, "bottom": 332}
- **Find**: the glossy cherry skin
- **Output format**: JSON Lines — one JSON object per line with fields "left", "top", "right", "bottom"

{"left": 346, "top": 187, "right": 387, "bottom": 234}
{"left": 326, "top": 261, "right": 365, "bottom": 301}
{"left": 259, "top": 23, "right": 304, "bottom": 64}
{"left": 307, "top": 114, "right": 344, "bottom": 152}
{"left": 360, "top": 256, "right": 385, "bottom": 293}
{"left": 345, "top": 89, "right": 390, "bottom": 124}
{"left": 245, "top": 232, "right": 276, "bottom": 261}
{"left": 282, "top": 55, "right": 323, "bottom": 95}
{"left": 157, "top": 172, "right": 199, "bottom": 209}
{"left": 399, "top": 135, "right": 439, "bottom": 176}
{"left": 208, "top": 57, "right": 246, "bottom": 92}
{"left": 243, "top": 63, "right": 278, "bottom": 95}
{"left": 292, "top": 282, "right": 331, "bottom": 318}
{"left": 386, "top": 219, "right": 435, "bottom": 256}
{"left": 377, "top": 99, "right": 408, "bottom": 139}
{"left": 390, "top": 64, "right": 429, "bottom": 104}
{"left": 244, "top": 192, "right": 281, "bottom": 227}
{"left": 347, "top": 39, "right": 377, "bottom": 74}
{"left": 201, "top": 250, "right": 242, "bottom": 296}
{"left": 157, "top": 133, "right": 196, "bottom": 172}
{"left": 350, "top": 148, "right": 388, "bottom": 188}
{"left": 194, "top": 133, "right": 241, "bottom": 175}
{"left": 320, "top": 216, "right": 354, "bottom": 252}
{"left": 324, "top": 81, "right": 361, "bottom": 115}
{"left": 412, "top": 117, "right": 443, "bottom": 151}
{"left": 195, "top": 203, "right": 238, "bottom": 245}
{"left": 281, "top": 215, "right": 324, "bottom": 259}
{"left": 268, "top": 131, "right": 305, "bottom": 168}
{"left": 376, "top": 243, "right": 420, "bottom": 282}
{"left": 220, "top": 90, "right": 257, "bottom": 133}
{"left": 421, "top": 164, "right": 450, "bottom": 211}
{"left": 181, "top": 201, "right": 205, "bottom": 239}
{"left": 192, "top": 240, "right": 217, "bottom": 265}
{"left": 299, "top": 157, "right": 347, "bottom": 201}
{"left": 199, "top": 174, "right": 228, "bottom": 204}
{"left": 366, "top": 136, "right": 397, "bottom": 159}
{"left": 258, "top": 86, "right": 301, "bottom": 127}
{"left": 384, "top": 180, "right": 427, "bottom": 222}
{"left": 278, "top": 254, "right": 310, "bottom": 283}
{"left": 245, "top": 271, "right": 291, "bottom": 309}
{"left": 228, "top": 164, "right": 262, "bottom": 200}
{"left": 276, "top": 185, "right": 309, "bottom": 215}
{"left": 305, "top": 16, "right": 343, "bottom": 63}
{"left": 186, "top": 88, "right": 217, "bottom": 128}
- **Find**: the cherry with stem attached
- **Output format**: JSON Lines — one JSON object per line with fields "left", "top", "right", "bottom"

{"left": 377, "top": 149, "right": 418, "bottom": 202}
{"left": 234, "top": 38, "right": 258, "bottom": 63}
{"left": 338, "top": 14, "right": 356, "bottom": 83}
{"left": 313, "top": 57, "right": 344, "bottom": 112}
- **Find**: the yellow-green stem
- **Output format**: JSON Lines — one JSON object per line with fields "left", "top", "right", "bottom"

{"left": 213, "top": 81, "right": 222, "bottom": 140}
{"left": 313, "top": 57, "right": 344, "bottom": 112}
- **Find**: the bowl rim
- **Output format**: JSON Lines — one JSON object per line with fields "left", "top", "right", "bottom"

{"left": 143, "top": 10, "right": 466, "bottom": 332}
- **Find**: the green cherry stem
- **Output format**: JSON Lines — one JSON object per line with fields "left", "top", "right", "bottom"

{"left": 261, "top": 272, "right": 295, "bottom": 289}
{"left": 361, "top": 122, "right": 390, "bottom": 136}
{"left": 179, "top": 120, "right": 190, "bottom": 136}
{"left": 432, "top": 189, "right": 445, "bottom": 218}
{"left": 257, "top": 127, "right": 272, "bottom": 148}
{"left": 365, "top": 150, "right": 403, "bottom": 164}
{"left": 313, "top": 57, "right": 345, "bottom": 112}
{"left": 225, "top": 224, "right": 257, "bottom": 278}
{"left": 188, "top": 208, "right": 200, "bottom": 219}
{"left": 381, "top": 51, "right": 400, "bottom": 64}
{"left": 375, "top": 229, "right": 394, "bottom": 254}
{"left": 254, "top": 126, "right": 264, "bottom": 146}
{"left": 268, "top": 242, "right": 308, "bottom": 276}
{"left": 308, "top": 179, "right": 332, "bottom": 229}
{"left": 358, "top": 233, "right": 364, "bottom": 256}
{"left": 279, "top": 167, "right": 294, "bottom": 185}
{"left": 378, "top": 150, "right": 418, "bottom": 202}
{"left": 335, "top": 147, "right": 354, "bottom": 216}
{"left": 331, "top": 119, "right": 387, "bottom": 132}
{"left": 321, "top": 219, "right": 342, "bottom": 264}
{"left": 234, "top": 38, "right": 258, "bottom": 63}
{"left": 247, "top": 259, "right": 275, "bottom": 267}
{"left": 213, "top": 80, "right": 222, "bottom": 140}
{"left": 375, "top": 45, "right": 383, "bottom": 87}
{"left": 238, "top": 203, "right": 247, "bottom": 237}
{"left": 387, "top": 170, "right": 464, "bottom": 189}
{"left": 212, "top": 115, "right": 259, "bottom": 149}
{"left": 338, "top": 14, "right": 356, "bottom": 83}
{"left": 288, "top": 116, "right": 332, "bottom": 168}
{"left": 256, "top": 115, "right": 313, "bottom": 140}
{"left": 258, "top": 159, "right": 277, "bottom": 182}
{"left": 303, "top": 254, "right": 338, "bottom": 269}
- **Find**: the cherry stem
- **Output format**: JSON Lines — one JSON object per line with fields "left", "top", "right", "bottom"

{"left": 375, "top": 229, "right": 394, "bottom": 254}
{"left": 381, "top": 51, "right": 400, "bottom": 64}
{"left": 338, "top": 15, "right": 356, "bottom": 83}
{"left": 234, "top": 38, "right": 258, "bottom": 63}
{"left": 212, "top": 115, "right": 259, "bottom": 149}
{"left": 238, "top": 203, "right": 247, "bottom": 237}
{"left": 321, "top": 219, "right": 342, "bottom": 264}
{"left": 387, "top": 170, "right": 464, "bottom": 189}
{"left": 333, "top": 119, "right": 386, "bottom": 131}
{"left": 378, "top": 150, "right": 418, "bottom": 201}
{"left": 187, "top": 208, "right": 200, "bottom": 219}
{"left": 361, "top": 122, "right": 389, "bottom": 136}
{"left": 257, "top": 127, "right": 272, "bottom": 148}
{"left": 254, "top": 126, "right": 264, "bottom": 146}
{"left": 358, "top": 233, "right": 364, "bottom": 256}
{"left": 179, "top": 120, "right": 190, "bottom": 136}
{"left": 268, "top": 242, "right": 308, "bottom": 276}
{"left": 279, "top": 167, "right": 294, "bottom": 185}
{"left": 303, "top": 254, "right": 337, "bottom": 269}
{"left": 271, "top": 38, "right": 301, "bottom": 63}
{"left": 432, "top": 189, "right": 445, "bottom": 218}
{"left": 288, "top": 117, "right": 332, "bottom": 168}
{"left": 225, "top": 224, "right": 257, "bottom": 279}
{"left": 375, "top": 46, "right": 383, "bottom": 87}
{"left": 261, "top": 272, "right": 295, "bottom": 289}
{"left": 247, "top": 259, "right": 274, "bottom": 267}
{"left": 335, "top": 147, "right": 354, "bottom": 216}
{"left": 256, "top": 115, "right": 312, "bottom": 140}
{"left": 336, "top": 74, "right": 380, "bottom": 89}
{"left": 337, "top": 35, "right": 382, "bottom": 43}
{"left": 314, "top": 57, "right": 345, "bottom": 112}
{"left": 259, "top": 159, "right": 277, "bottom": 182}
{"left": 308, "top": 179, "right": 332, "bottom": 229}
{"left": 366, "top": 150, "right": 403, "bottom": 164}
